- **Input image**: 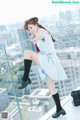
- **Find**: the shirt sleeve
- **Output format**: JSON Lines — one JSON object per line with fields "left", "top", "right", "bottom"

{"left": 38, "top": 29, "right": 50, "bottom": 41}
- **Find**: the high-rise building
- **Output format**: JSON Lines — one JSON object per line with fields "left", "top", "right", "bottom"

{"left": 56, "top": 48, "right": 80, "bottom": 96}
{"left": 54, "top": 23, "right": 80, "bottom": 49}
{"left": 78, "top": 9, "right": 80, "bottom": 18}
{"left": 0, "top": 30, "right": 17, "bottom": 46}
{"left": 65, "top": 10, "right": 72, "bottom": 22}
{"left": 59, "top": 11, "right": 65, "bottom": 20}
{"left": 18, "top": 28, "right": 35, "bottom": 52}
{"left": 28, "top": 64, "right": 42, "bottom": 93}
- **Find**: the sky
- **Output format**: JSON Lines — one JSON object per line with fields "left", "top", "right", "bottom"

{"left": 0, "top": 0, "right": 80, "bottom": 25}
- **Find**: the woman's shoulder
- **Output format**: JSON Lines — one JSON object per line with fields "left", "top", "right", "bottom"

{"left": 38, "top": 28, "right": 48, "bottom": 33}
{"left": 38, "top": 28, "right": 49, "bottom": 36}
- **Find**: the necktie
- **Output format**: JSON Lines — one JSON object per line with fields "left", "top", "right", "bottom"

{"left": 35, "top": 43, "right": 40, "bottom": 53}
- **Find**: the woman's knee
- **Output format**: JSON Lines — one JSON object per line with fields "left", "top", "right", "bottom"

{"left": 24, "top": 50, "right": 32, "bottom": 58}
{"left": 47, "top": 76, "right": 55, "bottom": 85}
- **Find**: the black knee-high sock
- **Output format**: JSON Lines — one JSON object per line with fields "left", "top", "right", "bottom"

{"left": 52, "top": 93, "right": 62, "bottom": 113}
{"left": 23, "top": 59, "right": 32, "bottom": 82}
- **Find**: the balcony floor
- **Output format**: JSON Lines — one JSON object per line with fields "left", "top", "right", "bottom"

{"left": 48, "top": 98, "right": 80, "bottom": 120}
{"left": 39, "top": 86, "right": 80, "bottom": 120}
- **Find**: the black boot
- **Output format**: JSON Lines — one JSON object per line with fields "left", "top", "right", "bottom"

{"left": 18, "top": 59, "right": 32, "bottom": 89}
{"left": 52, "top": 93, "right": 66, "bottom": 118}
{"left": 18, "top": 78, "right": 31, "bottom": 89}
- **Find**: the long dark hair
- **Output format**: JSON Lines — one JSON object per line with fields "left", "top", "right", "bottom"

{"left": 24, "top": 17, "right": 56, "bottom": 42}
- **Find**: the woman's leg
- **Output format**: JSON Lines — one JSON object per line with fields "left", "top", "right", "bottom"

{"left": 46, "top": 75, "right": 57, "bottom": 95}
{"left": 24, "top": 50, "right": 41, "bottom": 66}
{"left": 23, "top": 50, "right": 41, "bottom": 80}
{"left": 46, "top": 75, "right": 66, "bottom": 118}
{"left": 18, "top": 50, "right": 41, "bottom": 89}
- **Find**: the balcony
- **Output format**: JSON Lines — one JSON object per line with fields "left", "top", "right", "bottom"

{"left": 39, "top": 86, "right": 80, "bottom": 120}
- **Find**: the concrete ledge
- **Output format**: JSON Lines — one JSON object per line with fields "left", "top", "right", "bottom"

{"left": 39, "top": 86, "right": 80, "bottom": 120}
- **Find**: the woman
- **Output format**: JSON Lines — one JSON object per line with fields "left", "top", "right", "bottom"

{"left": 18, "top": 17, "right": 67, "bottom": 118}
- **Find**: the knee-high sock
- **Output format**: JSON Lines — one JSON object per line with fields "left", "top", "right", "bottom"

{"left": 52, "top": 93, "right": 62, "bottom": 113}
{"left": 23, "top": 59, "right": 32, "bottom": 82}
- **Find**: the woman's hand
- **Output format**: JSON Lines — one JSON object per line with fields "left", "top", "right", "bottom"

{"left": 30, "top": 33, "right": 44, "bottom": 43}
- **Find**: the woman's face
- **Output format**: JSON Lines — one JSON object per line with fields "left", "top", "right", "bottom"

{"left": 28, "top": 24, "right": 38, "bottom": 35}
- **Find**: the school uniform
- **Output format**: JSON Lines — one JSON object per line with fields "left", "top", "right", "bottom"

{"left": 36, "top": 28, "right": 67, "bottom": 81}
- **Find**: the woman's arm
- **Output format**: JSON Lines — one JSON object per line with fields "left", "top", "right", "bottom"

{"left": 30, "top": 29, "right": 45, "bottom": 44}
{"left": 31, "top": 33, "right": 44, "bottom": 43}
